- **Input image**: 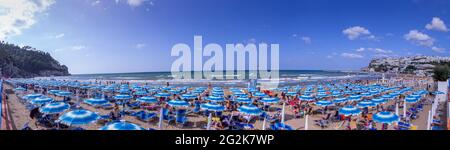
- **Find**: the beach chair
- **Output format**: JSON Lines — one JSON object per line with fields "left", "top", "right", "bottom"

{"left": 127, "top": 102, "right": 141, "bottom": 109}
{"left": 175, "top": 109, "right": 188, "bottom": 126}
{"left": 137, "top": 111, "right": 157, "bottom": 122}
{"left": 101, "top": 103, "right": 113, "bottom": 110}
{"left": 162, "top": 108, "right": 175, "bottom": 123}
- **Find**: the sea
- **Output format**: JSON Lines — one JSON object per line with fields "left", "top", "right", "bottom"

{"left": 40, "top": 70, "right": 381, "bottom": 87}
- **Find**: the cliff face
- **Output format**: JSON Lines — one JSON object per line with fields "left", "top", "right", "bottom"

{"left": 0, "top": 41, "right": 70, "bottom": 78}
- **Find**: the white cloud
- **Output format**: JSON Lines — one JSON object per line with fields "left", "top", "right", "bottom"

{"left": 425, "top": 17, "right": 448, "bottom": 32}
{"left": 342, "top": 26, "right": 374, "bottom": 40}
{"left": 135, "top": 43, "right": 146, "bottom": 49}
{"left": 49, "top": 33, "right": 64, "bottom": 39}
{"left": 301, "top": 36, "right": 312, "bottom": 44}
{"left": 127, "top": 0, "right": 146, "bottom": 7}
{"left": 431, "top": 46, "right": 445, "bottom": 53}
{"left": 341, "top": 53, "right": 363, "bottom": 59}
{"left": 404, "top": 30, "right": 434, "bottom": 47}
{"left": 355, "top": 47, "right": 392, "bottom": 53}
{"left": 91, "top": 0, "right": 101, "bottom": 6}
{"left": 292, "top": 34, "right": 298, "bottom": 37}
{"left": 55, "top": 45, "right": 86, "bottom": 52}
{"left": 0, "top": 0, "right": 55, "bottom": 40}
{"left": 356, "top": 47, "right": 365, "bottom": 52}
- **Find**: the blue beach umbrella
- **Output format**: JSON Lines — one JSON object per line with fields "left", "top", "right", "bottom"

{"left": 381, "top": 94, "right": 394, "bottom": 99}
{"left": 30, "top": 97, "right": 53, "bottom": 105}
{"left": 373, "top": 111, "right": 399, "bottom": 124}
{"left": 300, "top": 95, "right": 315, "bottom": 101}
{"left": 23, "top": 94, "right": 43, "bottom": 100}
{"left": 39, "top": 102, "right": 70, "bottom": 114}
{"left": 260, "top": 97, "right": 280, "bottom": 104}
{"left": 181, "top": 94, "right": 197, "bottom": 100}
{"left": 134, "top": 90, "right": 148, "bottom": 96}
{"left": 14, "top": 87, "right": 26, "bottom": 91}
{"left": 201, "top": 103, "right": 225, "bottom": 112}
{"left": 357, "top": 100, "right": 376, "bottom": 108}
{"left": 58, "top": 110, "right": 100, "bottom": 126}
{"left": 371, "top": 98, "right": 387, "bottom": 104}
{"left": 333, "top": 97, "right": 347, "bottom": 103}
{"left": 136, "top": 96, "right": 158, "bottom": 103}
{"left": 114, "top": 94, "right": 132, "bottom": 100}
{"left": 56, "top": 91, "right": 72, "bottom": 97}
{"left": 154, "top": 92, "right": 171, "bottom": 98}
{"left": 99, "top": 121, "right": 145, "bottom": 130}
{"left": 348, "top": 95, "right": 362, "bottom": 101}
{"left": 432, "top": 91, "right": 445, "bottom": 95}
{"left": 84, "top": 98, "right": 109, "bottom": 106}
{"left": 238, "top": 104, "right": 262, "bottom": 115}
{"left": 253, "top": 92, "right": 267, "bottom": 97}
{"left": 405, "top": 96, "right": 419, "bottom": 103}
{"left": 235, "top": 97, "right": 252, "bottom": 103}
{"left": 315, "top": 100, "right": 333, "bottom": 107}
{"left": 48, "top": 90, "right": 61, "bottom": 95}
{"left": 167, "top": 100, "right": 189, "bottom": 108}
{"left": 286, "top": 92, "right": 297, "bottom": 96}
{"left": 339, "top": 105, "right": 361, "bottom": 116}
{"left": 206, "top": 96, "right": 225, "bottom": 102}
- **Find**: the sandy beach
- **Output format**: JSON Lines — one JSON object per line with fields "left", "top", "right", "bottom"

{"left": 1, "top": 74, "right": 444, "bottom": 131}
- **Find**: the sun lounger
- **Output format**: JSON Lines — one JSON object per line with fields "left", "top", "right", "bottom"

{"left": 136, "top": 111, "right": 157, "bottom": 122}
{"left": 101, "top": 103, "right": 113, "bottom": 110}
{"left": 175, "top": 109, "right": 188, "bottom": 126}
{"left": 162, "top": 108, "right": 175, "bottom": 123}
{"left": 127, "top": 102, "right": 141, "bottom": 109}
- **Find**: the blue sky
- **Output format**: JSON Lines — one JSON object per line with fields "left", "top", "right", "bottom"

{"left": 1, "top": 0, "right": 450, "bottom": 74}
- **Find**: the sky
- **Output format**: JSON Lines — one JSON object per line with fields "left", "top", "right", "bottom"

{"left": 1, "top": 0, "right": 450, "bottom": 74}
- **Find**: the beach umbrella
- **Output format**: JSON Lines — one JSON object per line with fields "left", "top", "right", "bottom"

{"left": 381, "top": 94, "right": 394, "bottom": 99}
{"left": 39, "top": 102, "right": 69, "bottom": 114}
{"left": 30, "top": 97, "right": 53, "bottom": 105}
{"left": 169, "top": 89, "right": 181, "bottom": 94}
{"left": 315, "top": 100, "right": 333, "bottom": 107}
{"left": 409, "top": 94, "right": 421, "bottom": 99}
{"left": 23, "top": 94, "right": 43, "bottom": 100}
{"left": 332, "top": 97, "right": 347, "bottom": 103}
{"left": 286, "top": 91, "right": 297, "bottom": 96}
{"left": 48, "top": 90, "right": 61, "bottom": 95}
{"left": 154, "top": 92, "right": 171, "bottom": 98}
{"left": 373, "top": 111, "right": 399, "bottom": 124}
{"left": 432, "top": 91, "right": 445, "bottom": 95}
{"left": 339, "top": 105, "right": 361, "bottom": 116}
{"left": 206, "top": 96, "right": 225, "bottom": 102}
{"left": 134, "top": 90, "right": 148, "bottom": 96}
{"left": 114, "top": 94, "right": 132, "bottom": 100}
{"left": 235, "top": 97, "right": 252, "bottom": 103}
{"left": 56, "top": 91, "right": 72, "bottom": 97}
{"left": 316, "top": 92, "right": 328, "bottom": 98}
{"left": 348, "top": 95, "right": 361, "bottom": 101}
{"left": 84, "top": 98, "right": 109, "bottom": 106}
{"left": 201, "top": 103, "right": 225, "bottom": 112}
{"left": 58, "top": 110, "right": 100, "bottom": 126}
{"left": 14, "top": 87, "right": 26, "bottom": 91}
{"left": 233, "top": 92, "right": 247, "bottom": 97}
{"left": 253, "top": 92, "right": 267, "bottom": 97}
{"left": 167, "top": 100, "right": 189, "bottom": 108}
{"left": 136, "top": 96, "right": 157, "bottom": 103}
{"left": 181, "top": 94, "right": 196, "bottom": 100}
{"left": 371, "top": 98, "right": 387, "bottom": 104}
{"left": 299, "top": 95, "right": 315, "bottom": 101}
{"left": 405, "top": 96, "right": 419, "bottom": 103}
{"left": 361, "top": 92, "right": 372, "bottom": 97}
{"left": 357, "top": 100, "right": 376, "bottom": 108}
{"left": 260, "top": 97, "right": 280, "bottom": 104}
{"left": 238, "top": 104, "right": 262, "bottom": 115}
{"left": 99, "top": 121, "right": 145, "bottom": 130}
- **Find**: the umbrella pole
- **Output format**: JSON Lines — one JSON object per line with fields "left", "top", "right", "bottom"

{"left": 403, "top": 101, "right": 406, "bottom": 118}
{"left": 262, "top": 117, "right": 266, "bottom": 130}
{"left": 158, "top": 108, "right": 163, "bottom": 130}
{"left": 206, "top": 113, "right": 212, "bottom": 130}
{"left": 426, "top": 110, "right": 431, "bottom": 130}
{"left": 395, "top": 103, "right": 399, "bottom": 116}
{"left": 305, "top": 114, "right": 309, "bottom": 130}
{"left": 281, "top": 102, "right": 285, "bottom": 124}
